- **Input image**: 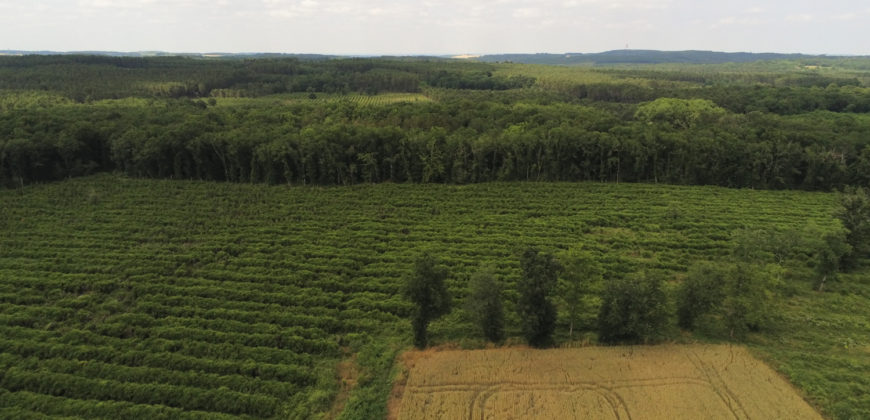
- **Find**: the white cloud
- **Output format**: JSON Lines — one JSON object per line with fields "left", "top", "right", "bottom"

{"left": 832, "top": 12, "right": 856, "bottom": 20}
{"left": 604, "top": 19, "right": 650, "bottom": 30}
{"left": 513, "top": 7, "right": 543, "bottom": 18}
{"left": 323, "top": 2, "right": 356, "bottom": 14}
{"left": 76, "top": 0, "right": 209, "bottom": 10}
{"left": 606, "top": 0, "right": 672, "bottom": 11}
{"left": 80, "top": 0, "right": 119, "bottom": 7}
{"left": 562, "top": 0, "right": 599, "bottom": 6}
{"left": 265, "top": 0, "right": 327, "bottom": 18}
{"left": 785, "top": 13, "right": 814, "bottom": 22}
{"left": 714, "top": 16, "right": 735, "bottom": 26}
{"left": 712, "top": 15, "right": 765, "bottom": 29}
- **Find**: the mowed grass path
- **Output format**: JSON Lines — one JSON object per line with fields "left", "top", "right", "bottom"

{"left": 0, "top": 175, "right": 867, "bottom": 418}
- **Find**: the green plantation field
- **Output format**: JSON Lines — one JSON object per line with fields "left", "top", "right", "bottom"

{"left": 1, "top": 175, "right": 868, "bottom": 419}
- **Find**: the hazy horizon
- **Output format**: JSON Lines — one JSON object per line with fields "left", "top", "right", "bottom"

{"left": 2, "top": 0, "right": 868, "bottom": 56}
{"left": 1, "top": 48, "right": 863, "bottom": 58}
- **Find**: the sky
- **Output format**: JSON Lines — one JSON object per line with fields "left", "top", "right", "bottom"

{"left": 1, "top": 0, "right": 868, "bottom": 55}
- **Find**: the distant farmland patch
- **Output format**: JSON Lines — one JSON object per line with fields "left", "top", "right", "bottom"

{"left": 393, "top": 345, "right": 821, "bottom": 420}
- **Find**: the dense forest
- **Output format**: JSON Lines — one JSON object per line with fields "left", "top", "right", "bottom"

{"left": 2, "top": 54, "right": 870, "bottom": 190}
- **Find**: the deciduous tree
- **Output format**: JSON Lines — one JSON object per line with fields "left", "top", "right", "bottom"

{"left": 404, "top": 253, "right": 451, "bottom": 348}
{"left": 598, "top": 271, "right": 669, "bottom": 344}
{"left": 465, "top": 265, "right": 505, "bottom": 343}
{"left": 517, "top": 249, "right": 561, "bottom": 347}
{"left": 837, "top": 186, "right": 870, "bottom": 268}
{"left": 677, "top": 262, "right": 727, "bottom": 330}
{"left": 721, "top": 264, "right": 779, "bottom": 339}
{"left": 813, "top": 231, "right": 851, "bottom": 291}
{"left": 556, "top": 249, "right": 602, "bottom": 339}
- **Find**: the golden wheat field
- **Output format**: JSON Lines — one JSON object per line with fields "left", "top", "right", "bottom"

{"left": 391, "top": 345, "right": 822, "bottom": 420}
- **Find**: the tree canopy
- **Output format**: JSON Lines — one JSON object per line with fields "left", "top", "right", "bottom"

{"left": 404, "top": 253, "right": 451, "bottom": 348}
{"left": 517, "top": 249, "right": 561, "bottom": 348}
{"left": 465, "top": 266, "right": 505, "bottom": 343}
{"left": 2, "top": 55, "right": 870, "bottom": 191}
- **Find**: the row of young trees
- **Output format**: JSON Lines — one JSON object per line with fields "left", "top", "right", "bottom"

{"left": 404, "top": 249, "right": 766, "bottom": 348}
{"left": 405, "top": 188, "right": 870, "bottom": 348}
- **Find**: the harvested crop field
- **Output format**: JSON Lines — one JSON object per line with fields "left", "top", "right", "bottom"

{"left": 392, "top": 345, "right": 821, "bottom": 420}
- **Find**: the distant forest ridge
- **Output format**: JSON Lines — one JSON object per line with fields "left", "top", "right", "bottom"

{"left": 0, "top": 50, "right": 340, "bottom": 60}
{"left": 0, "top": 49, "right": 866, "bottom": 64}
{"left": 475, "top": 50, "right": 860, "bottom": 65}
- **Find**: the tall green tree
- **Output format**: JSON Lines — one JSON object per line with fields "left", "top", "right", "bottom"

{"left": 676, "top": 261, "right": 780, "bottom": 339}
{"left": 677, "top": 262, "right": 728, "bottom": 330}
{"left": 721, "top": 264, "right": 779, "bottom": 339}
{"left": 556, "top": 249, "right": 602, "bottom": 339}
{"left": 517, "top": 249, "right": 561, "bottom": 347}
{"left": 813, "top": 231, "right": 851, "bottom": 292}
{"left": 598, "top": 271, "right": 669, "bottom": 344}
{"left": 404, "top": 253, "right": 451, "bottom": 348}
{"left": 837, "top": 186, "right": 870, "bottom": 268}
{"left": 465, "top": 265, "right": 505, "bottom": 343}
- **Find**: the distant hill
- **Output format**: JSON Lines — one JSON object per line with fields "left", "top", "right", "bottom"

{"left": 0, "top": 49, "right": 861, "bottom": 64}
{"left": 475, "top": 50, "right": 842, "bottom": 65}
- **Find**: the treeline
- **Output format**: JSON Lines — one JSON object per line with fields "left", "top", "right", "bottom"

{"left": 2, "top": 97, "right": 869, "bottom": 190}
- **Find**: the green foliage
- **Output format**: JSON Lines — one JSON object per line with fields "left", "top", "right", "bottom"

{"left": 677, "top": 261, "right": 780, "bottom": 338}
{"left": 3, "top": 56, "right": 870, "bottom": 191}
{"left": 404, "top": 254, "right": 451, "bottom": 348}
{"left": 811, "top": 230, "right": 851, "bottom": 292}
{"left": 634, "top": 98, "right": 727, "bottom": 129}
{"left": 425, "top": 70, "right": 535, "bottom": 90}
{"left": 556, "top": 249, "right": 602, "bottom": 339}
{"left": 465, "top": 266, "right": 505, "bottom": 343}
{"left": 517, "top": 249, "right": 561, "bottom": 348}
{"left": 336, "top": 338, "right": 398, "bottom": 420}
{"left": 837, "top": 186, "right": 870, "bottom": 267}
{"left": 732, "top": 229, "right": 789, "bottom": 264}
{"left": 721, "top": 264, "right": 781, "bottom": 338}
{"left": 677, "top": 262, "right": 727, "bottom": 330}
{"left": 598, "top": 271, "right": 670, "bottom": 344}
{"left": 735, "top": 226, "right": 823, "bottom": 267}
